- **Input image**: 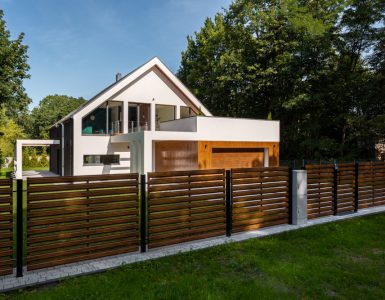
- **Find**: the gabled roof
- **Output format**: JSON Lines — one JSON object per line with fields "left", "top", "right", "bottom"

{"left": 52, "top": 57, "right": 212, "bottom": 127}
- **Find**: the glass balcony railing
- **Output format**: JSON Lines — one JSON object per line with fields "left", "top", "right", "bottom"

{"left": 128, "top": 121, "right": 150, "bottom": 133}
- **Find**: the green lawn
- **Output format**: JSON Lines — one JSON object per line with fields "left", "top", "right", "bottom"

{"left": 3, "top": 213, "right": 385, "bottom": 299}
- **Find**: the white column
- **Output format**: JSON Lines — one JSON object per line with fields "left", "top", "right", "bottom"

{"left": 123, "top": 101, "right": 128, "bottom": 133}
{"left": 292, "top": 170, "right": 308, "bottom": 225}
{"left": 15, "top": 140, "right": 22, "bottom": 180}
{"left": 264, "top": 148, "right": 269, "bottom": 167}
{"left": 175, "top": 105, "right": 180, "bottom": 119}
{"left": 143, "top": 134, "right": 153, "bottom": 174}
{"left": 150, "top": 102, "right": 156, "bottom": 131}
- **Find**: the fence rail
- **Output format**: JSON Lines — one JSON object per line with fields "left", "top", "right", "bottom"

{"left": 231, "top": 167, "right": 289, "bottom": 232}
{"left": 0, "top": 179, "right": 13, "bottom": 276}
{"left": 26, "top": 174, "right": 139, "bottom": 270}
{"left": 147, "top": 169, "right": 226, "bottom": 249}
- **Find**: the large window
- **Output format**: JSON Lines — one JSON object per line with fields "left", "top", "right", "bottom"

{"left": 82, "top": 101, "right": 123, "bottom": 135}
{"left": 180, "top": 106, "right": 197, "bottom": 119}
{"left": 128, "top": 103, "right": 151, "bottom": 132}
{"left": 83, "top": 155, "right": 120, "bottom": 165}
{"left": 156, "top": 104, "right": 175, "bottom": 130}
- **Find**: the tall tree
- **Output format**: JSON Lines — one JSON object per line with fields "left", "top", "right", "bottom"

{"left": 29, "top": 95, "right": 86, "bottom": 139}
{"left": 178, "top": 0, "right": 385, "bottom": 160}
{"left": 0, "top": 10, "right": 30, "bottom": 119}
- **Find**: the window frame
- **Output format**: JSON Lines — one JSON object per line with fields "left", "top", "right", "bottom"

{"left": 83, "top": 154, "right": 120, "bottom": 166}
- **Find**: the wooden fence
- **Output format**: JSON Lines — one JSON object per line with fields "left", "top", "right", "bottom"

{"left": 231, "top": 167, "right": 289, "bottom": 232}
{"left": 0, "top": 179, "right": 13, "bottom": 276}
{"left": 358, "top": 162, "right": 385, "bottom": 208}
{"left": 336, "top": 163, "right": 355, "bottom": 213}
{"left": 26, "top": 174, "right": 139, "bottom": 270}
{"left": 305, "top": 164, "right": 334, "bottom": 219}
{"left": 147, "top": 169, "right": 226, "bottom": 249}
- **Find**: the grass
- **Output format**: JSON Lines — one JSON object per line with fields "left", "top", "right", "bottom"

{"left": 0, "top": 167, "right": 49, "bottom": 179}
{"left": 2, "top": 213, "right": 385, "bottom": 300}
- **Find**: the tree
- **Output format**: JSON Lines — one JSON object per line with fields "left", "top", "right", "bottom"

{"left": 29, "top": 95, "right": 86, "bottom": 139}
{"left": 0, "top": 10, "right": 30, "bottom": 119}
{"left": 0, "top": 109, "right": 26, "bottom": 157}
{"left": 178, "top": 0, "right": 385, "bottom": 160}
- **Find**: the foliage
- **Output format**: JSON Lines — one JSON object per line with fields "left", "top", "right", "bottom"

{"left": 8, "top": 213, "right": 385, "bottom": 299}
{"left": 0, "top": 108, "right": 26, "bottom": 157}
{"left": 0, "top": 10, "right": 30, "bottom": 120}
{"left": 29, "top": 94, "right": 86, "bottom": 139}
{"left": 178, "top": 0, "right": 385, "bottom": 160}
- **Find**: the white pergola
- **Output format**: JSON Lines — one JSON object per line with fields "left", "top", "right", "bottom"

{"left": 14, "top": 139, "right": 60, "bottom": 179}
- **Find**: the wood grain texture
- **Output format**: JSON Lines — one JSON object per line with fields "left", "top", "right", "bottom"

{"left": 198, "top": 141, "right": 279, "bottom": 170}
{"left": 26, "top": 174, "right": 139, "bottom": 271}
{"left": 147, "top": 169, "right": 226, "bottom": 249}
{"left": 231, "top": 167, "right": 289, "bottom": 232}
{"left": 0, "top": 179, "right": 13, "bottom": 276}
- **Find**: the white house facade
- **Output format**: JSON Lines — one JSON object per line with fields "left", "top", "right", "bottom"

{"left": 15, "top": 57, "right": 280, "bottom": 179}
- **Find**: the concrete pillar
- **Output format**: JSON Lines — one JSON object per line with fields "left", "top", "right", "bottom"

{"left": 123, "top": 101, "right": 128, "bottom": 134}
{"left": 150, "top": 102, "right": 156, "bottom": 131}
{"left": 292, "top": 170, "right": 307, "bottom": 225}
{"left": 15, "top": 141, "right": 22, "bottom": 180}
{"left": 263, "top": 148, "right": 269, "bottom": 167}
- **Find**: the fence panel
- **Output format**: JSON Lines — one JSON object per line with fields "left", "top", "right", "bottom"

{"left": 336, "top": 163, "right": 355, "bottom": 213}
{"left": 305, "top": 164, "right": 334, "bottom": 219}
{"left": 26, "top": 174, "right": 139, "bottom": 271}
{"left": 0, "top": 179, "right": 13, "bottom": 276}
{"left": 358, "top": 162, "right": 385, "bottom": 208}
{"left": 147, "top": 169, "right": 226, "bottom": 249}
{"left": 231, "top": 166, "right": 289, "bottom": 232}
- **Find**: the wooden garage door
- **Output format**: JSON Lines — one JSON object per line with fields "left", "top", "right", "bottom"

{"left": 211, "top": 148, "right": 264, "bottom": 169}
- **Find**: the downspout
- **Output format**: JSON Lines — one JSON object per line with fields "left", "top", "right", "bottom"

{"left": 60, "top": 122, "right": 65, "bottom": 176}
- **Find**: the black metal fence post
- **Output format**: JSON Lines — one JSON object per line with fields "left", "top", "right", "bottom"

{"left": 354, "top": 162, "right": 359, "bottom": 212}
{"left": 16, "top": 179, "right": 23, "bottom": 277}
{"left": 333, "top": 165, "right": 338, "bottom": 215}
{"left": 288, "top": 168, "right": 293, "bottom": 224}
{"left": 225, "top": 170, "right": 232, "bottom": 237}
{"left": 140, "top": 174, "right": 147, "bottom": 253}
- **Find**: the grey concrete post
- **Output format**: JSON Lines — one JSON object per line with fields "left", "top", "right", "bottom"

{"left": 292, "top": 170, "right": 307, "bottom": 225}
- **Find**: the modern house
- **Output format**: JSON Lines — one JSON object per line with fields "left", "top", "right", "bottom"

{"left": 14, "top": 57, "right": 280, "bottom": 179}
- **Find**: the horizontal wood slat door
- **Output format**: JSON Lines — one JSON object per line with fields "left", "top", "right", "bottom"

{"left": 147, "top": 169, "right": 226, "bottom": 249}
{"left": 26, "top": 174, "right": 139, "bottom": 271}
{"left": 231, "top": 167, "right": 289, "bottom": 232}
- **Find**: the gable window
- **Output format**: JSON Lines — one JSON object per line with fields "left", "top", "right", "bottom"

{"left": 83, "top": 155, "right": 120, "bottom": 165}
{"left": 82, "top": 101, "right": 123, "bottom": 135}
{"left": 180, "top": 106, "right": 197, "bottom": 119}
{"left": 156, "top": 104, "right": 175, "bottom": 130}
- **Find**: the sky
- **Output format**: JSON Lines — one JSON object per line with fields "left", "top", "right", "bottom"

{"left": 0, "top": 0, "right": 233, "bottom": 109}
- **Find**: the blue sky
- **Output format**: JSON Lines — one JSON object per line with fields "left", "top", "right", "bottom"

{"left": 0, "top": 0, "right": 232, "bottom": 109}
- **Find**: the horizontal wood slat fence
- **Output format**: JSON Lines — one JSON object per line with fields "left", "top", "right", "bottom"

{"left": 231, "top": 167, "right": 289, "bottom": 232}
{"left": 0, "top": 179, "right": 13, "bottom": 276}
{"left": 26, "top": 174, "right": 139, "bottom": 270}
{"left": 1, "top": 162, "right": 384, "bottom": 278}
{"left": 305, "top": 164, "right": 335, "bottom": 219}
{"left": 358, "top": 162, "right": 385, "bottom": 208}
{"left": 147, "top": 169, "right": 226, "bottom": 249}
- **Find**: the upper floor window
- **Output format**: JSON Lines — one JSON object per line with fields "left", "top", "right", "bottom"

{"left": 180, "top": 106, "right": 197, "bottom": 119}
{"left": 156, "top": 104, "right": 175, "bottom": 130}
{"left": 82, "top": 101, "right": 123, "bottom": 135}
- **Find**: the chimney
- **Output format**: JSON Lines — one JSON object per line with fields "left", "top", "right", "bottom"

{"left": 116, "top": 73, "right": 122, "bottom": 82}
